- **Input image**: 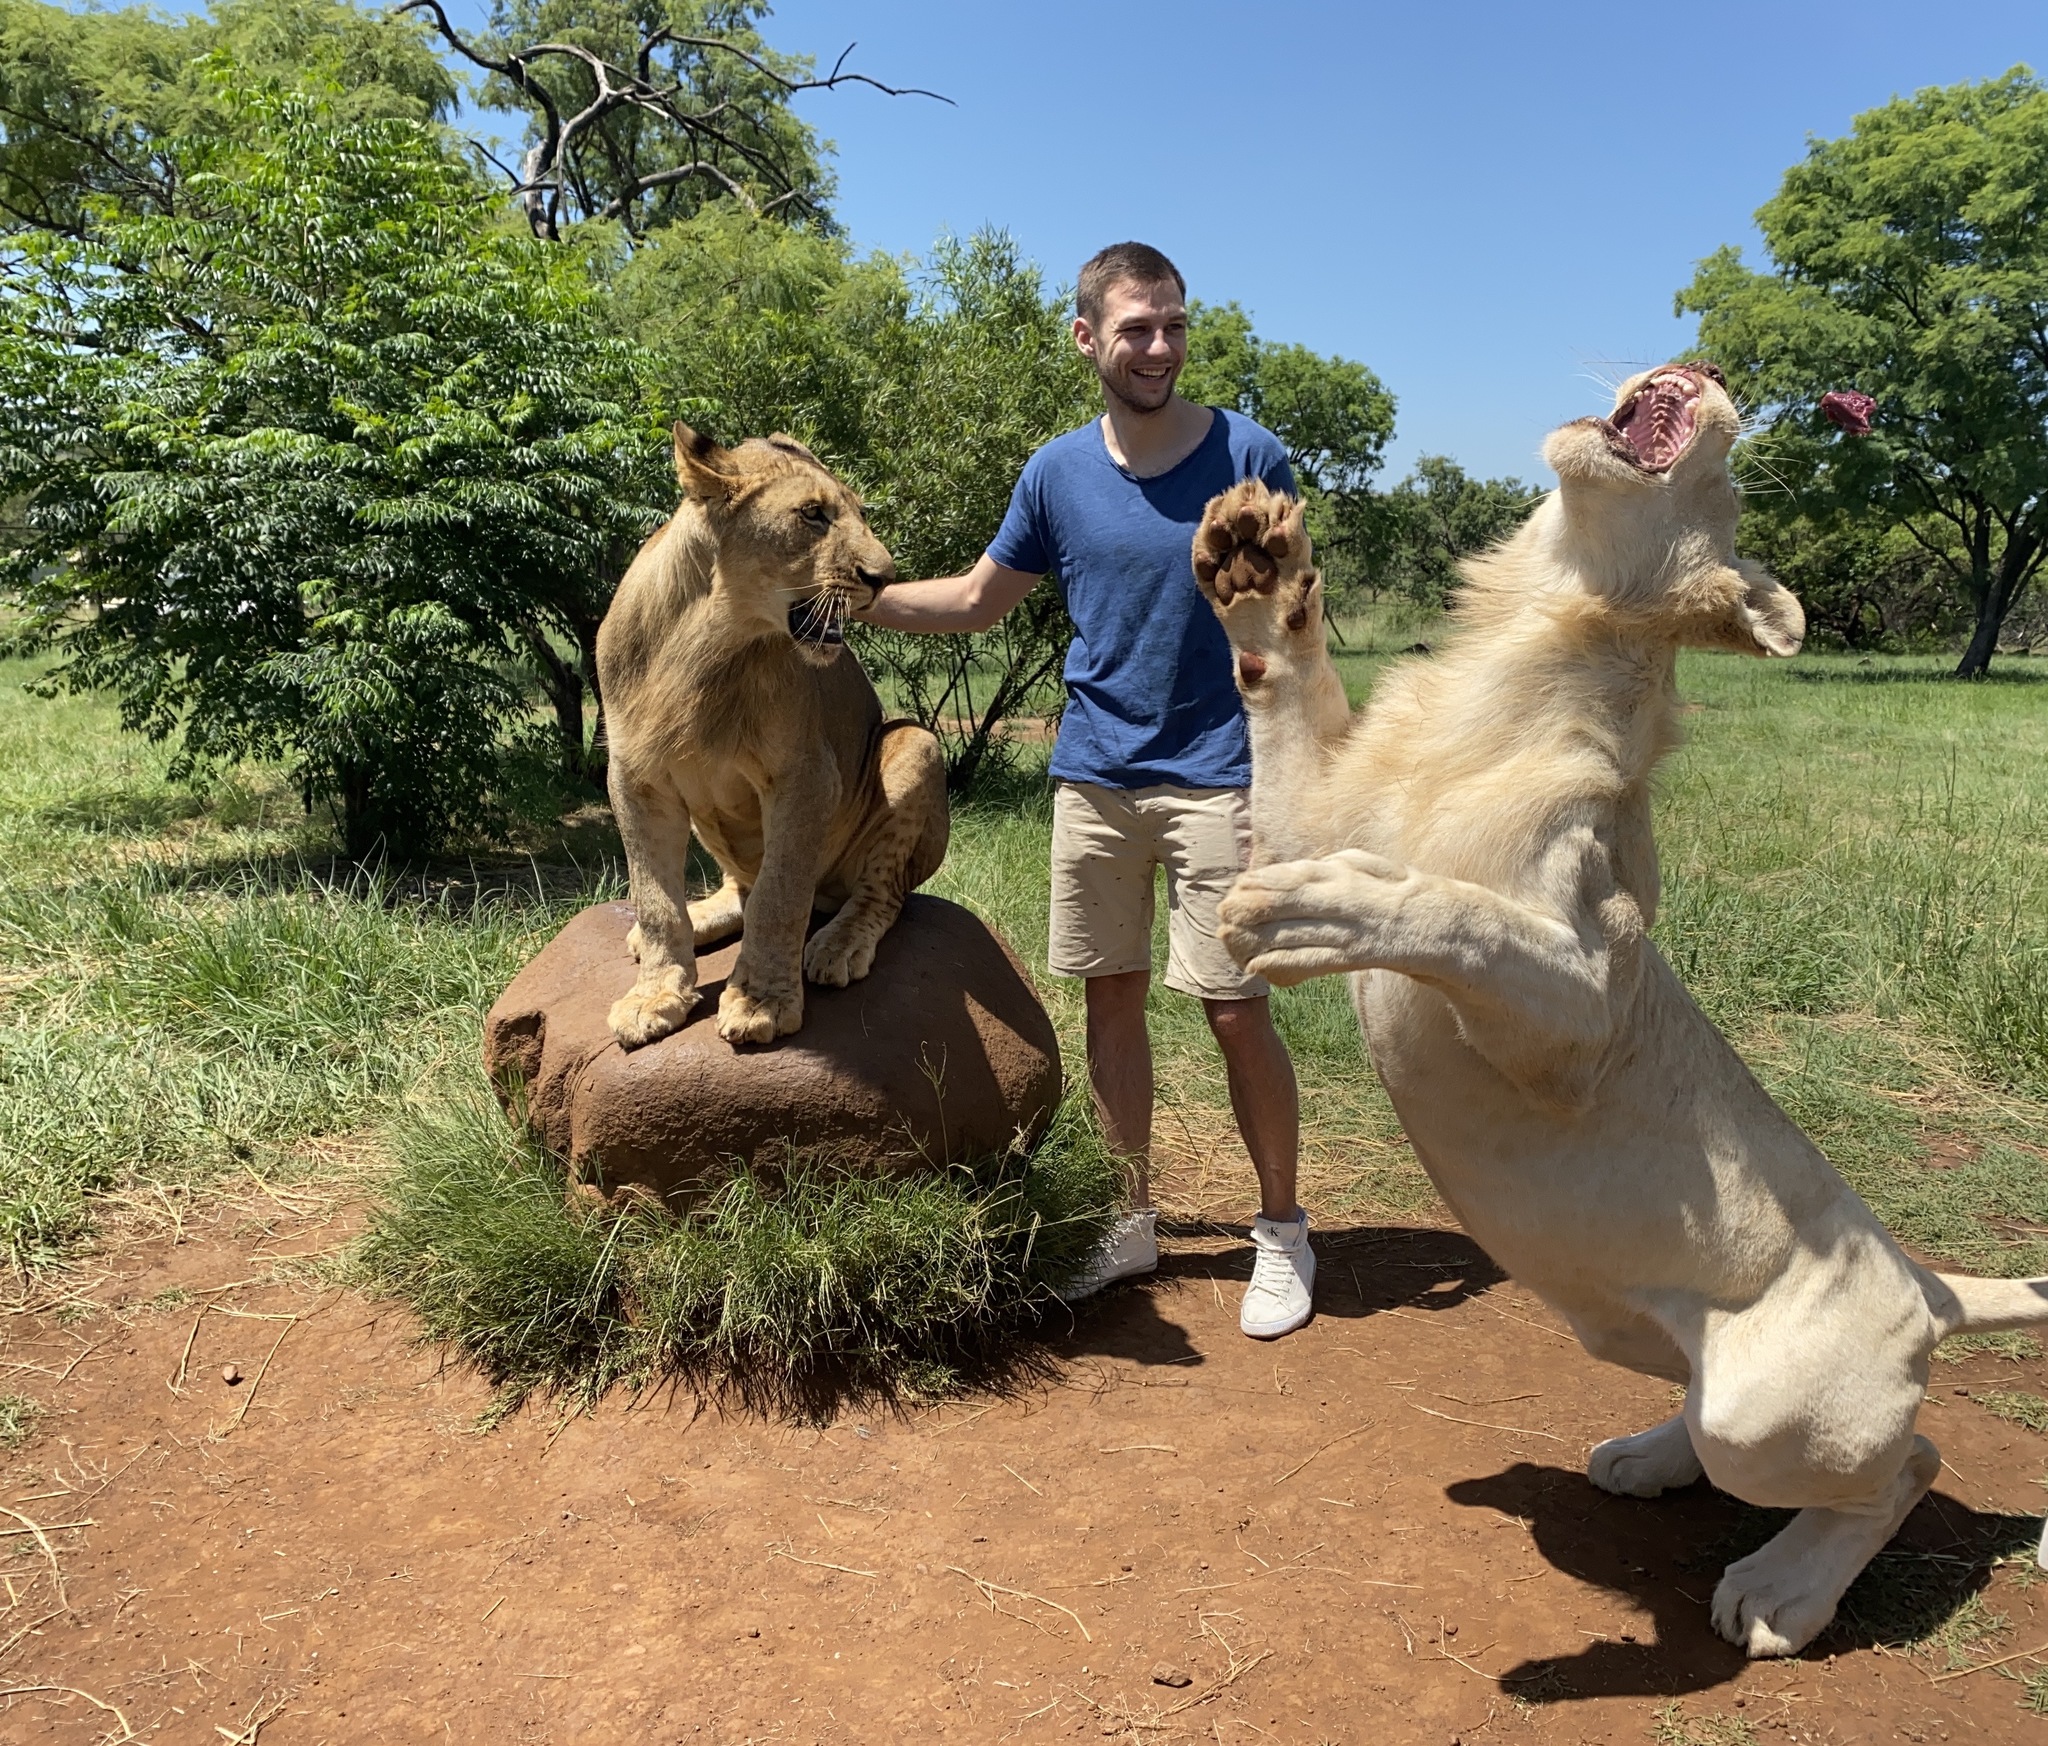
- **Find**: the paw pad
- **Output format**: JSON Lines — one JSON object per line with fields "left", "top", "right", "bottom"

{"left": 1194, "top": 482, "right": 1310, "bottom": 606}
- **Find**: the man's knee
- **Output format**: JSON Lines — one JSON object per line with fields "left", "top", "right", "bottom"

{"left": 1203, "top": 994, "right": 1274, "bottom": 1046}
{"left": 1086, "top": 968, "right": 1151, "bottom": 1023}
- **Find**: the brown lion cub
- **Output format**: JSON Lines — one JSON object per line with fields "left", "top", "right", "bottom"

{"left": 596, "top": 424, "right": 949, "bottom": 1049}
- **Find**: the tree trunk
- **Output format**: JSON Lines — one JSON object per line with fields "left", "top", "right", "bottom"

{"left": 576, "top": 613, "right": 607, "bottom": 785}
{"left": 1953, "top": 536, "right": 2039, "bottom": 678}
{"left": 521, "top": 626, "right": 587, "bottom": 776}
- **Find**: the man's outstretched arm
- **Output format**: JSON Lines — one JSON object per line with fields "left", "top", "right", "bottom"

{"left": 856, "top": 553, "right": 1040, "bottom": 633}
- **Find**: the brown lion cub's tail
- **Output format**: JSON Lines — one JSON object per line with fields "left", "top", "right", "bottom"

{"left": 1927, "top": 1271, "right": 2048, "bottom": 1336}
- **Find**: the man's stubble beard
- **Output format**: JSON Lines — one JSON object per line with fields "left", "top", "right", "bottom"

{"left": 1098, "top": 357, "right": 1178, "bottom": 417}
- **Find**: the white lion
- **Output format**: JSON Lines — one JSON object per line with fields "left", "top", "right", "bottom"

{"left": 1192, "top": 364, "right": 2048, "bottom": 1657}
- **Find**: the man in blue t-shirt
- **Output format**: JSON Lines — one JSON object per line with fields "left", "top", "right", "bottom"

{"left": 858, "top": 242, "right": 1314, "bottom": 1340}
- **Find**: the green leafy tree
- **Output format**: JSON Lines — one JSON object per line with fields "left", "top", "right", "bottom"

{"left": 851, "top": 234, "right": 1096, "bottom": 792}
{"left": 1735, "top": 505, "right": 1962, "bottom": 650}
{"left": 0, "top": 73, "right": 667, "bottom": 856}
{"left": 0, "top": 0, "right": 455, "bottom": 237}
{"left": 1679, "top": 68, "right": 2048, "bottom": 675}
{"left": 1181, "top": 300, "right": 1396, "bottom": 602}
{"left": 607, "top": 201, "right": 899, "bottom": 462}
{"left": 1374, "top": 456, "right": 1540, "bottom": 608}
{"left": 613, "top": 219, "right": 1092, "bottom": 791}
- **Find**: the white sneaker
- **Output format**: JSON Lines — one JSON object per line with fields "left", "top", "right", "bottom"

{"left": 1056, "top": 1209, "right": 1159, "bottom": 1302}
{"left": 1241, "top": 1208, "right": 1315, "bottom": 1339}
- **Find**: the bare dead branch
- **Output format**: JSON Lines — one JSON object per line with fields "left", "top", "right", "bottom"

{"left": 394, "top": 3, "right": 947, "bottom": 239}
{"left": 594, "top": 161, "right": 754, "bottom": 223}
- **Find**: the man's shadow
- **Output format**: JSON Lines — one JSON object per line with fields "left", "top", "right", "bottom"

{"left": 1447, "top": 1461, "right": 2041, "bottom": 1700}
{"left": 1057, "top": 1223, "right": 1504, "bottom": 1369}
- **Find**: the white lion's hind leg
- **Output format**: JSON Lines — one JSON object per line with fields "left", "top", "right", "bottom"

{"left": 1588, "top": 1413, "right": 1704, "bottom": 1498}
{"left": 1710, "top": 1434, "right": 1940, "bottom": 1658}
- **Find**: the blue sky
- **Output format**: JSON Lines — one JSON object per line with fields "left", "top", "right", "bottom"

{"left": 445, "top": 1, "right": 2046, "bottom": 482}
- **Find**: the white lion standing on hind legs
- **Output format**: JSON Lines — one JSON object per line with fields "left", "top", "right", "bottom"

{"left": 1192, "top": 362, "right": 2048, "bottom": 1658}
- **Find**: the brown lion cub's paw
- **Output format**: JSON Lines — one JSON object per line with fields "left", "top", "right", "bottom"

{"left": 803, "top": 917, "right": 878, "bottom": 989}
{"left": 717, "top": 979, "right": 804, "bottom": 1046}
{"left": 608, "top": 967, "right": 699, "bottom": 1050}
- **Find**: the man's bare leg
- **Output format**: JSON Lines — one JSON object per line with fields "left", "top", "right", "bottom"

{"left": 1084, "top": 968, "right": 1154, "bottom": 1209}
{"left": 1203, "top": 995, "right": 1299, "bottom": 1221}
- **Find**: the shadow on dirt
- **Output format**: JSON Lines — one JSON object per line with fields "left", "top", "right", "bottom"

{"left": 1058, "top": 1225, "right": 1505, "bottom": 1373}
{"left": 1447, "top": 1459, "right": 2040, "bottom": 1700}
{"left": 1158, "top": 1222, "right": 1505, "bottom": 1320}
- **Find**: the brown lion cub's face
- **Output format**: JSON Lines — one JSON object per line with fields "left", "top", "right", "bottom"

{"left": 672, "top": 423, "right": 896, "bottom": 667}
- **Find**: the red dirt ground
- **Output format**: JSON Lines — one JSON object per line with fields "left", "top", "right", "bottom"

{"left": 5, "top": 1202, "right": 2046, "bottom": 1745}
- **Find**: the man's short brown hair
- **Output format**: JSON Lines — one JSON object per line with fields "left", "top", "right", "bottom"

{"left": 1076, "top": 242, "right": 1186, "bottom": 328}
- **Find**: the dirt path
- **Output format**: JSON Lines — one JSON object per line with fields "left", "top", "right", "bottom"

{"left": 4, "top": 1210, "right": 2045, "bottom": 1745}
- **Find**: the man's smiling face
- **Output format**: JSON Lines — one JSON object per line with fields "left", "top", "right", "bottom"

{"left": 1075, "top": 278, "right": 1187, "bottom": 415}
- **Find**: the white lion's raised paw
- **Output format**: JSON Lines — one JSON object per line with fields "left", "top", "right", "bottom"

{"left": 608, "top": 969, "right": 698, "bottom": 1050}
{"left": 717, "top": 980, "right": 803, "bottom": 1045}
{"left": 1192, "top": 481, "right": 1322, "bottom": 688}
{"left": 1587, "top": 1415, "right": 1704, "bottom": 1498}
{"left": 1193, "top": 481, "right": 1314, "bottom": 609}
{"left": 1216, "top": 853, "right": 1413, "bottom": 986}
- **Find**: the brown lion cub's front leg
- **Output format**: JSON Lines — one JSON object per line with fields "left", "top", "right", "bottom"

{"left": 717, "top": 775, "right": 831, "bottom": 1045}
{"left": 608, "top": 762, "right": 702, "bottom": 1050}
{"left": 1193, "top": 482, "right": 1353, "bottom": 867}
{"left": 803, "top": 722, "right": 949, "bottom": 987}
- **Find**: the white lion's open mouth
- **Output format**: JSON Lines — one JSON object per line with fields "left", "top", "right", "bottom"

{"left": 787, "top": 590, "right": 848, "bottom": 647}
{"left": 1604, "top": 370, "right": 1705, "bottom": 473}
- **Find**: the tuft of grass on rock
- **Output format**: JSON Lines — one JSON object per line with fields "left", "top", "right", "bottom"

{"left": 358, "top": 1075, "right": 1123, "bottom": 1419}
{"left": 0, "top": 1393, "right": 44, "bottom": 1450}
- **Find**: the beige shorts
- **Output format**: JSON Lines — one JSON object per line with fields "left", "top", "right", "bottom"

{"left": 1048, "top": 781, "right": 1267, "bottom": 1002}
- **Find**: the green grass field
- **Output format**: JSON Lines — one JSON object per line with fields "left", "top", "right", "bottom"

{"left": 2, "top": 636, "right": 2045, "bottom": 1358}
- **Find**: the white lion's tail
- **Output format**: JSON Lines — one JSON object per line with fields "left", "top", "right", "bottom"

{"left": 1929, "top": 1271, "right": 2048, "bottom": 1336}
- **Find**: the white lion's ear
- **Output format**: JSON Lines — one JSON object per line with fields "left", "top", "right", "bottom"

{"left": 672, "top": 421, "right": 740, "bottom": 502}
{"left": 1729, "top": 559, "right": 1805, "bottom": 658}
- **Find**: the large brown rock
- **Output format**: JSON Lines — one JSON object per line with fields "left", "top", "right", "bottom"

{"left": 482, "top": 895, "right": 1063, "bottom": 1205}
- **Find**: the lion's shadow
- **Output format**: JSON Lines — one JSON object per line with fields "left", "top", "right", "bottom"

{"left": 1446, "top": 1460, "right": 2041, "bottom": 1700}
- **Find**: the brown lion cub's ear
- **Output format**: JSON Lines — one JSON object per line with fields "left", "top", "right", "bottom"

{"left": 672, "top": 421, "right": 740, "bottom": 502}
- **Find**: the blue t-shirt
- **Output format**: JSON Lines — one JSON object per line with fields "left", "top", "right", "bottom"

{"left": 987, "top": 408, "right": 1297, "bottom": 791}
